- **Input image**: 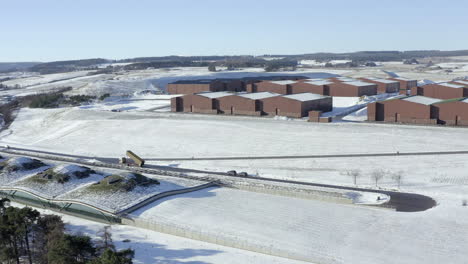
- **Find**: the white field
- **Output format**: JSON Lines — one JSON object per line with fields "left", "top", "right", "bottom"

{"left": 10, "top": 202, "right": 306, "bottom": 264}
{"left": 132, "top": 187, "right": 468, "bottom": 264}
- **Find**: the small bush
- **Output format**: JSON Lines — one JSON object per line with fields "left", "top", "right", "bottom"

{"left": 29, "top": 93, "right": 64, "bottom": 108}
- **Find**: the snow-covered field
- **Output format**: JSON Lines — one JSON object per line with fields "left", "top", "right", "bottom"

{"left": 57, "top": 174, "right": 204, "bottom": 213}
{"left": 10, "top": 202, "right": 305, "bottom": 264}
{"left": 2, "top": 64, "right": 468, "bottom": 263}
{"left": 131, "top": 187, "right": 468, "bottom": 264}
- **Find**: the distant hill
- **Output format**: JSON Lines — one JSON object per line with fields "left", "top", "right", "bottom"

{"left": 29, "top": 58, "right": 110, "bottom": 74}
{"left": 0, "top": 62, "right": 42, "bottom": 72}
{"left": 8, "top": 50, "right": 468, "bottom": 75}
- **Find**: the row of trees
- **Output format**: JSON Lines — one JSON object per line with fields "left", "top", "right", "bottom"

{"left": 346, "top": 169, "right": 403, "bottom": 188}
{"left": 0, "top": 198, "right": 134, "bottom": 264}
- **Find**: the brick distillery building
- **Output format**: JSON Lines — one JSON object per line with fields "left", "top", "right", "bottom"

{"left": 171, "top": 91, "right": 332, "bottom": 118}
{"left": 411, "top": 83, "right": 468, "bottom": 99}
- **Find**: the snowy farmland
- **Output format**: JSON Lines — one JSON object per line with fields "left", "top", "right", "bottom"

{"left": 131, "top": 187, "right": 468, "bottom": 264}
{"left": 10, "top": 202, "right": 306, "bottom": 264}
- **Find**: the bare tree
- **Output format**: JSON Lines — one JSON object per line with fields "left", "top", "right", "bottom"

{"left": 371, "top": 169, "right": 385, "bottom": 188}
{"left": 347, "top": 169, "right": 361, "bottom": 186}
{"left": 392, "top": 170, "right": 404, "bottom": 189}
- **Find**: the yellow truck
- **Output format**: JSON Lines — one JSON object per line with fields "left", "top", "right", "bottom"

{"left": 126, "top": 150, "right": 145, "bottom": 167}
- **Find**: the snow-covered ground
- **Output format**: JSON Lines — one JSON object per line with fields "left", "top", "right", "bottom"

{"left": 131, "top": 187, "right": 468, "bottom": 264}
{"left": 57, "top": 174, "right": 204, "bottom": 213}
{"left": 10, "top": 202, "right": 306, "bottom": 264}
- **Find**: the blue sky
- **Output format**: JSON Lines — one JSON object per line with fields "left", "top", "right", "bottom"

{"left": 2, "top": 0, "right": 467, "bottom": 62}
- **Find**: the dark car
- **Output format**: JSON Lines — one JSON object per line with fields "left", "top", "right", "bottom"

{"left": 237, "top": 172, "right": 248, "bottom": 177}
{"left": 227, "top": 170, "right": 237, "bottom": 176}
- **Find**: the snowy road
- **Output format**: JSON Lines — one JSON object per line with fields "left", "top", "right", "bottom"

{"left": 0, "top": 146, "right": 436, "bottom": 212}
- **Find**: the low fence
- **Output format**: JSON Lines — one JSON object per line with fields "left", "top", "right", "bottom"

{"left": 123, "top": 216, "right": 334, "bottom": 264}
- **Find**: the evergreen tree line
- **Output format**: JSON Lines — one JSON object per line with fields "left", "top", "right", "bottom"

{"left": 0, "top": 198, "right": 134, "bottom": 264}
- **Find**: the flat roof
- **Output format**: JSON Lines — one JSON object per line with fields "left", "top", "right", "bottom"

{"left": 365, "top": 78, "right": 399, "bottom": 84}
{"left": 333, "top": 77, "right": 356, "bottom": 82}
{"left": 196, "top": 91, "right": 234, "bottom": 99}
{"left": 438, "top": 83, "right": 465, "bottom": 89}
{"left": 453, "top": 80, "right": 468, "bottom": 86}
{"left": 343, "top": 80, "right": 375, "bottom": 87}
{"left": 305, "top": 80, "right": 334, "bottom": 86}
{"left": 238, "top": 92, "right": 280, "bottom": 100}
{"left": 391, "top": 77, "right": 416, "bottom": 81}
{"left": 402, "top": 96, "right": 443, "bottom": 105}
{"left": 282, "top": 93, "right": 328, "bottom": 102}
{"left": 269, "top": 80, "right": 297, "bottom": 85}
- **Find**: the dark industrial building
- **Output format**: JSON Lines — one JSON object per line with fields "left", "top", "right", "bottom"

{"left": 168, "top": 76, "right": 308, "bottom": 95}
{"left": 367, "top": 96, "right": 442, "bottom": 124}
{"left": 216, "top": 92, "right": 280, "bottom": 116}
{"left": 389, "top": 77, "right": 418, "bottom": 95}
{"left": 247, "top": 80, "right": 296, "bottom": 94}
{"left": 171, "top": 91, "right": 332, "bottom": 118}
{"left": 433, "top": 98, "right": 468, "bottom": 126}
{"left": 170, "top": 91, "right": 232, "bottom": 114}
{"left": 290, "top": 80, "right": 332, "bottom": 95}
{"left": 167, "top": 79, "right": 245, "bottom": 94}
{"left": 327, "top": 80, "right": 377, "bottom": 97}
{"left": 411, "top": 83, "right": 468, "bottom": 99}
{"left": 358, "top": 77, "right": 400, "bottom": 93}
{"left": 262, "top": 93, "right": 333, "bottom": 118}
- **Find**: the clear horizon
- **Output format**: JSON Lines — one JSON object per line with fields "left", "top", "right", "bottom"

{"left": 2, "top": 0, "right": 468, "bottom": 62}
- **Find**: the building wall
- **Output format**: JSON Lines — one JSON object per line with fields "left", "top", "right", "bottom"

{"left": 170, "top": 94, "right": 217, "bottom": 114}
{"left": 262, "top": 97, "right": 332, "bottom": 118}
{"left": 418, "top": 84, "right": 466, "bottom": 99}
{"left": 389, "top": 79, "right": 418, "bottom": 89}
{"left": 359, "top": 78, "right": 400, "bottom": 93}
{"left": 434, "top": 101, "right": 468, "bottom": 126}
{"left": 327, "top": 83, "right": 377, "bottom": 97}
{"left": 255, "top": 81, "right": 291, "bottom": 94}
{"left": 216, "top": 95, "right": 260, "bottom": 116}
{"left": 262, "top": 97, "right": 302, "bottom": 117}
{"left": 301, "top": 97, "right": 333, "bottom": 116}
{"left": 290, "top": 83, "right": 327, "bottom": 95}
{"left": 373, "top": 99, "right": 437, "bottom": 124}
{"left": 167, "top": 83, "right": 212, "bottom": 94}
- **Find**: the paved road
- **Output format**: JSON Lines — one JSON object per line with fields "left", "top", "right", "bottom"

{"left": 0, "top": 146, "right": 436, "bottom": 212}
{"left": 5, "top": 146, "right": 468, "bottom": 162}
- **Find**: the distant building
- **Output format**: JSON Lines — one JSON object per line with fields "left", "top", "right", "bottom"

{"left": 261, "top": 93, "right": 333, "bottom": 118}
{"left": 327, "top": 80, "right": 377, "bottom": 97}
{"left": 216, "top": 92, "right": 280, "bottom": 116}
{"left": 248, "top": 80, "right": 297, "bottom": 94}
{"left": 290, "top": 80, "right": 333, "bottom": 95}
{"left": 359, "top": 77, "right": 400, "bottom": 93}
{"left": 433, "top": 98, "right": 468, "bottom": 126}
{"left": 170, "top": 91, "right": 232, "bottom": 114}
{"left": 367, "top": 96, "right": 441, "bottom": 124}
{"left": 388, "top": 77, "right": 418, "bottom": 95}
{"left": 411, "top": 83, "right": 468, "bottom": 99}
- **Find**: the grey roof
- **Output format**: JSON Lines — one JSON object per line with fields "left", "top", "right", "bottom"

{"left": 269, "top": 80, "right": 297, "bottom": 85}
{"left": 305, "top": 80, "right": 334, "bottom": 86}
{"left": 392, "top": 77, "right": 416, "bottom": 81}
{"left": 282, "top": 93, "right": 328, "bottom": 102}
{"left": 402, "top": 96, "right": 443, "bottom": 105}
{"left": 196, "top": 91, "right": 234, "bottom": 99}
{"left": 365, "top": 78, "right": 399, "bottom": 84}
{"left": 335, "top": 77, "right": 357, "bottom": 82}
{"left": 343, "top": 80, "right": 376, "bottom": 87}
{"left": 454, "top": 80, "right": 468, "bottom": 85}
{"left": 238, "top": 92, "right": 280, "bottom": 100}
{"left": 438, "top": 83, "right": 465, "bottom": 89}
